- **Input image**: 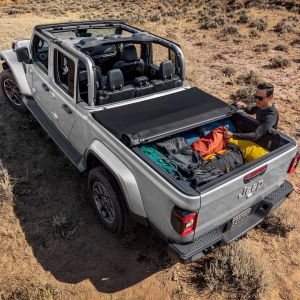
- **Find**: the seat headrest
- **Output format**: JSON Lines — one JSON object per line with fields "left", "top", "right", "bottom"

{"left": 79, "top": 65, "right": 101, "bottom": 87}
{"left": 107, "top": 69, "right": 124, "bottom": 91}
{"left": 120, "top": 44, "right": 138, "bottom": 62}
{"left": 159, "top": 60, "right": 174, "bottom": 80}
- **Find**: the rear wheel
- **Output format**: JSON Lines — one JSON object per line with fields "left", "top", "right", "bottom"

{"left": 0, "top": 69, "right": 27, "bottom": 112}
{"left": 88, "top": 166, "right": 131, "bottom": 234}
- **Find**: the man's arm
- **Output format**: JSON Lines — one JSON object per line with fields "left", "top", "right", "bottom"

{"left": 232, "top": 112, "right": 277, "bottom": 141}
{"left": 244, "top": 105, "right": 258, "bottom": 115}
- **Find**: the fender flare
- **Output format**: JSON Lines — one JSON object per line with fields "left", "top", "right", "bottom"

{"left": 0, "top": 48, "right": 32, "bottom": 96}
{"left": 85, "top": 140, "right": 146, "bottom": 218}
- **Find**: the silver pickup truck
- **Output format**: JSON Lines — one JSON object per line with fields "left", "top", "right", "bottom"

{"left": 1, "top": 20, "right": 299, "bottom": 263}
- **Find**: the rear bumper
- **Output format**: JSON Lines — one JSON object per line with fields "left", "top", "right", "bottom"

{"left": 167, "top": 180, "right": 293, "bottom": 264}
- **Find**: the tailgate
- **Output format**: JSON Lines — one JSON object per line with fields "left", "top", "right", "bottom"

{"left": 194, "top": 143, "right": 297, "bottom": 239}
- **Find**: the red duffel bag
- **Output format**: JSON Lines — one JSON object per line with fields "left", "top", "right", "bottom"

{"left": 192, "top": 126, "right": 228, "bottom": 158}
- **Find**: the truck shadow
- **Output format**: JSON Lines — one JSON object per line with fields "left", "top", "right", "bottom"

{"left": 0, "top": 95, "right": 173, "bottom": 293}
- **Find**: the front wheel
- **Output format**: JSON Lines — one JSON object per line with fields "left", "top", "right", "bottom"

{"left": 88, "top": 166, "right": 132, "bottom": 234}
{"left": 0, "top": 69, "right": 27, "bottom": 112}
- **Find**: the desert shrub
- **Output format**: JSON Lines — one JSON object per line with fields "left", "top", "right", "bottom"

{"left": 249, "top": 18, "right": 267, "bottom": 31}
{"left": 238, "top": 12, "right": 250, "bottom": 24}
{"left": 219, "top": 26, "right": 240, "bottom": 37}
{"left": 236, "top": 70, "right": 260, "bottom": 85}
{"left": 268, "top": 56, "right": 289, "bottom": 69}
{"left": 200, "top": 21, "right": 218, "bottom": 30}
{"left": 291, "top": 39, "right": 300, "bottom": 46}
{"left": 150, "top": 15, "right": 160, "bottom": 22}
{"left": 231, "top": 86, "right": 255, "bottom": 102}
{"left": 245, "top": 0, "right": 264, "bottom": 8}
{"left": 52, "top": 213, "right": 78, "bottom": 239}
{"left": 273, "top": 44, "right": 288, "bottom": 52}
{"left": 273, "top": 17, "right": 298, "bottom": 34}
{"left": 0, "top": 161, "right": 13, "bottom": 205}
{"left": 214, "top": 16, "right": 226, "bottom": 25}
{"left": 214, "top": 53, "right": 226, "bottom": 60}
{"left": 259, "top": 206, "right": 297, "bottom": 237}
{"left": 1, "top": 278, "right": 61, "bottom": 300}
{"left": 192, "top": 241, "right": 273, "bottom": 299}
{"left": 254, "top": 43, "right": 269, "bottom": 52}
{"left": 226, "top": 0, "right": 243, "bottom": 12}
{"left": 249, "top": 29, "right": 260, "bottom": 38}
{"left": 223, "top": 67, "right": 235, "bottom": 77}
{"left": 291, "top": 5, "right": 300, "bottom": 13}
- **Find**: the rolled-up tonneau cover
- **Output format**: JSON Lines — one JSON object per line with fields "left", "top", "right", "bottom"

{"left": 92, "top": 87, "right": 235, "bottom": 147}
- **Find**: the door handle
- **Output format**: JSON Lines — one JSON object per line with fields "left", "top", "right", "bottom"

{"left": 41, "top": 83, "right": 50, "bottom": 92}
{"left": 62, "top": 104, "right": 72, "bottom": 114}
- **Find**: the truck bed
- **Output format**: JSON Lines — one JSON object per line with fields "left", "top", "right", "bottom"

{"left": 92, "top": 87, "right": 296, "bottom": 196}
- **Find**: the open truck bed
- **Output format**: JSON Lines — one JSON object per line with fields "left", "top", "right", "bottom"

{"left": 92, "top": 87, "right": 296, "bottom": 195}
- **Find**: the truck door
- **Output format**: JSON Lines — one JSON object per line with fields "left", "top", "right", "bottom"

{"left": 29, "top": 34, "right": 53, "bottom": 118}
{"left": 48, "top": 46, "right": 77, "bottom": 137}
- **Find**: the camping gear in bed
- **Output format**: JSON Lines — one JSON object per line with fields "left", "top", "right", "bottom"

{"left": 140, "top": 145, "right": 185, "bottom": 180}
{"left": 183, "top": 130, "right": 200, "bottom": 145}
{"left": 156, "top": 137, "right": 201, "bottom": 172}
{"left": 203, "top": 149, "right": 227, "bottom": 160}
{"left": 191, "top": 126, "right": 228, "bottom": 158}
{"left": 189, "top": 162, "right": 224, "bottom": 190}
{"left": 197, "top": 119, "right": 236, "bottom": 137}
{"left": 228, "top": 139, "right": 269, "bottom": 162}
{"left": 140, "top": 137, "right": 224, "bottom": 188}
{"left": 209, "top": 143, "right": 245, "bottom": 173}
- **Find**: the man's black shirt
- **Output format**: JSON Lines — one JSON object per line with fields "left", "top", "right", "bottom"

{"left": 233, "top": 104, "right": 279, "bottom": 141}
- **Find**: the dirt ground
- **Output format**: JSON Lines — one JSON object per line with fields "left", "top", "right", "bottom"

{"left": 0, "top": 1, "right": 300, "bottom": 299}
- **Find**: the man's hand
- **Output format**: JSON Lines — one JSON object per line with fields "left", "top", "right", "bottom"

{"left": 224, "top": 131, "right": 233, "bottom": 139}
{"left": 235, "top": 101, "right": 247, "bottom": 109}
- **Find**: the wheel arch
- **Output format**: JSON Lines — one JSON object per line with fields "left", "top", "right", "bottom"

{"left": 84, "top": 140, "right": 147, "bottom": 219}
{"left": 0, "top": 50, "right": 32, "bottom": 96}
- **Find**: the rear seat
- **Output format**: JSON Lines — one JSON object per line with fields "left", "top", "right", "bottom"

{"left": 98, "top": 69, "right": 135, "bottom": 105}
{"left": 134, "top": 76, "right": 155, "bottom": 97}
{"left": 151, "top": 60, "right": 182, "bottom": 92}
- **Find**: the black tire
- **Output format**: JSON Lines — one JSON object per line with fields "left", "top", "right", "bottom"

{"left": 88, "top": 166, "right": 131, "bottom": 234}
{"left": 0, "top": 69, "right": 27, "bottom": 112}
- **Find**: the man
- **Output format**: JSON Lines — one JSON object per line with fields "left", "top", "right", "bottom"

{"left": 224, "top": 82, "right": 279, "bottom": 141}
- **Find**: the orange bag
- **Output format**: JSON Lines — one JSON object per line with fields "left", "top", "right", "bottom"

{"left": 192, "top": 126, "right": 228, "bottom": 158}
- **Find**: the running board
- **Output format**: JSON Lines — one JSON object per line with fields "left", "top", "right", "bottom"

{"left": 23, "top": 96, "right": 84, "bottom": 171}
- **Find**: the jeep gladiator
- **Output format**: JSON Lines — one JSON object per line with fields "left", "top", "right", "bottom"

{"left": 0, "top": 20, "right": 299, "bottom": 263}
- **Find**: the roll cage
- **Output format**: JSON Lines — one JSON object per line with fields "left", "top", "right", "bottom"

{"left": 31, "top": 20, "right": 185, "bottom": 106}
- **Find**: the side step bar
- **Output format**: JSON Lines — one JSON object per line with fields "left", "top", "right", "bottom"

{"left": 23, "top": 96, "right": 84, "bottom": 171}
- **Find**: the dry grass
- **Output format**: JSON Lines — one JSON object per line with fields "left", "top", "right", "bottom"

{"left": 268, "top": 55, "right": 290, "bottom": 69}
{"left": 0, "top": 160, "right": 13, "bottom": 205}
{"left": 192, "top": 240, "right": 273, "bottom": 299}
{"left": 0, "top": 278, "right": 62, "bottom": 300}
{"left": 52, "top": 213, "right": 79, "bottom": 239}
{"left": 259, "top": 204, "right": 298, "bottom": 237}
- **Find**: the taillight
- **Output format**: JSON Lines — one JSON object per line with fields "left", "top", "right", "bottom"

{"left": 288, "top": 152, "right": 300, "bottom": 174}
{"left": 171, "top": 208, "right": 198, "bottom": 237}
{"left": 244, "top": 165, "right": 267, "bottom": 184}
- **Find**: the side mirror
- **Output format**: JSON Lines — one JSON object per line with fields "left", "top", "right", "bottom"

{"left": 16, "top": 47, "right": 32, "bottom": 64}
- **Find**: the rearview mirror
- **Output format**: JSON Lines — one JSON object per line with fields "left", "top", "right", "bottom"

{"left": 16, "top": 47, "right": 32, "bottom": 64}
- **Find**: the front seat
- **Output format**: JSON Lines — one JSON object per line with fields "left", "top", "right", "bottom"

{"left": 113, "top": 44, "right": 145, "bottom": 82}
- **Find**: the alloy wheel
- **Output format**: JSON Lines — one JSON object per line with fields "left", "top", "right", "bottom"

{"left": 93, "top": 182, "right": 116, "bottom": 224}
{"left": 3, "top": 79, "right": 22, "bottom": 106}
